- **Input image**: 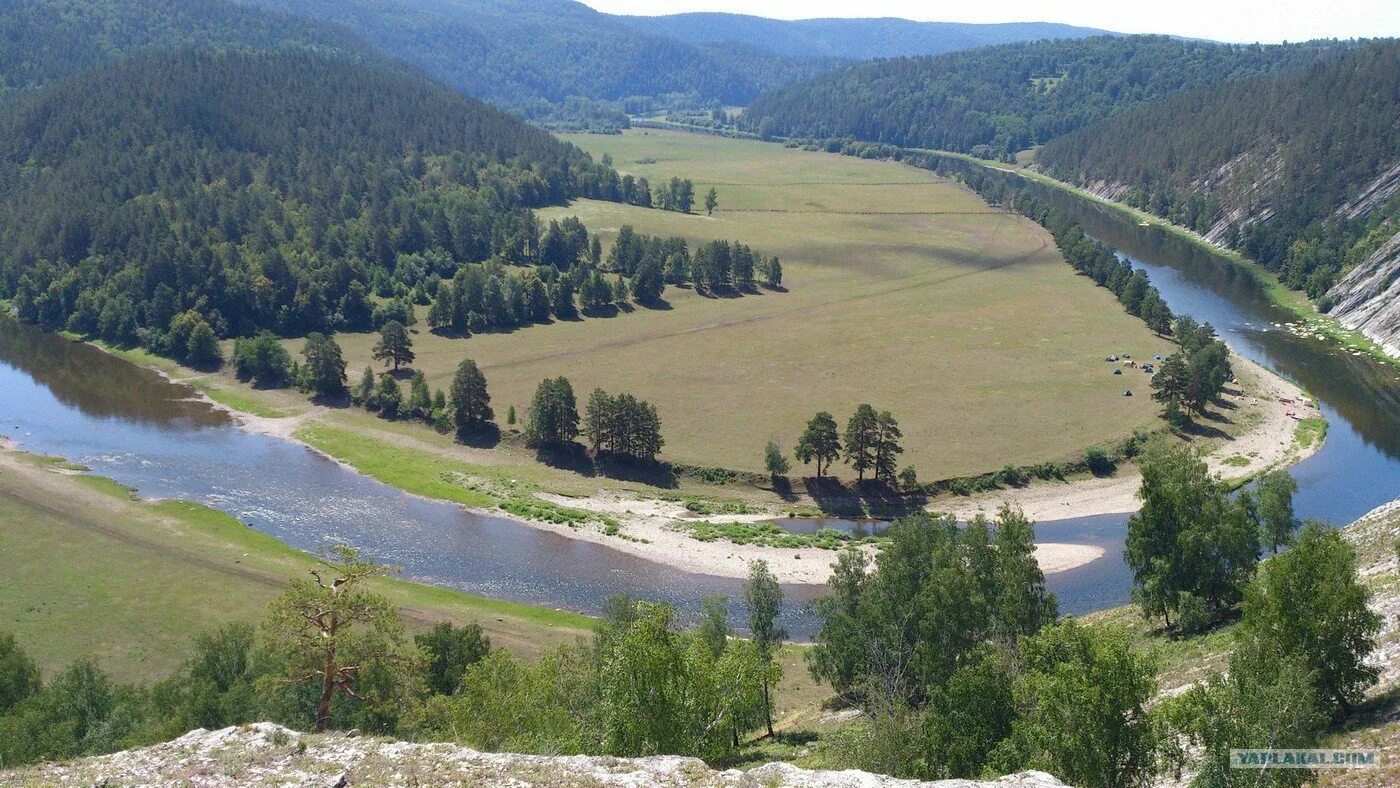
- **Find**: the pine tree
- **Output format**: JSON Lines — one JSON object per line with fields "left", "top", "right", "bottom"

{"left": 795, "top": 412, "right": 842, "bottom": 478}
{"left": 704, "top": 187, "right": 718, "bottom": 216}
{"left": 448, "top": 359, "right": 493, "bottom": 434}
{"left": 764, "top": 441, "right": 790, "bottom": 476}
{"left": 353, "top": 364, "right": 375, "bottom": 407}
{"left": 301, "top": 332, "right": 347, "bottom": 397}
{"left": 843, "top": 404, "right": 881, "bottom": 482}
{"left": 872, "top": 410, "right": 904, "bottom": 484}
{"left": 372, "top": 320, "right": 414, "bottom": 371}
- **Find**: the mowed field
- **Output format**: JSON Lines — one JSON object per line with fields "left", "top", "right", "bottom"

{"left": 336, "top": 130, "right": 1172, "bottom": 479}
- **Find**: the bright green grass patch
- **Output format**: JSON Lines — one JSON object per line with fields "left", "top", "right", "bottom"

{"left": 1221, "top": 454, "right": 1251, "bottom": 467}
{"left": 499, "top": 495, "right": 618, "bottom": 529}
{"left": 682, "top": 520, "right": 875, "bottom": 550}
{"left": 190, "top": 380, "right": 289, "bottom": 418}
{"left": 294, "top": 423, "right": 499, "bottom": 508}
{"left": 1295, "top": 416, "right": 1327, "bottom": 448}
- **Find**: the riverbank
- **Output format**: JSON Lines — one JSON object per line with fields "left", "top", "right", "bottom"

{"left": 930, "top": 350, "right": 1325, "bottom": 522}
{"left": 68, "top": 326, "right": 1313, "bottom": 585}
{"left": 0, "top": 441, "right": 593, "bottom": 680}
{"left": 923, "top": 148, "right": 1400, "bottom": 368}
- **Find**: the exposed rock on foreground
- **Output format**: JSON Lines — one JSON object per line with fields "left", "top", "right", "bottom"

{"left": 4, "top": 723, "right": 1069, "bottom": 787}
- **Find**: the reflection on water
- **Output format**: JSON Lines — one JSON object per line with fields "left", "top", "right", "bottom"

{"left": 0, "top": 318, "right": 824, "bottom": 633}
{"left": 4, "top": 165, "right": 1399, "bottom": 631}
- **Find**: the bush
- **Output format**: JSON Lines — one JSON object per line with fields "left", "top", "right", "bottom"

{"left": 1084, "top": 446, "right": 1115, "bottom": 476}
{"left": 1175, "top": 592, "right": 1213, "bottom": 635}
{"left": 231, "top": 332, "right": 292, "bottom": 388}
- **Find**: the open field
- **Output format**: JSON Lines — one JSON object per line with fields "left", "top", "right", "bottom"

{"left": 328, "top": 129, "right": 1172, "bottom": 479}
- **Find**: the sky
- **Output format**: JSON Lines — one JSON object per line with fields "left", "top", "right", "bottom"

{"left": 581, "top": 0, "right": 1400, "bottom": 44}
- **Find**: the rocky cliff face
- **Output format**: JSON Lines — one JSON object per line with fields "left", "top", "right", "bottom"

{"left": 1, "top": 722, "right": 1071, "bottom": 787}
{"left": 1327, "top": 229, "right": 1400, "bottom": 358}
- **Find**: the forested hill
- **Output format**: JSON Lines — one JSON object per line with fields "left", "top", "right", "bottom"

{"left": 1038, "top": 39, "right": 1400, "bottom": 304}
{"left": 620, "top": 14, "right": 1111, "bottom": 60}
{"left": 743, "top": 36, "right": 1359, "bottom": 160}
{"left": 239, "top": 0, "right": 823, "bottom": 114}
{"left": 0, "top": 0, "right": 367, "bottom": 105}
{"left": 0, "top": 49, "right": 617, "bottom": 343}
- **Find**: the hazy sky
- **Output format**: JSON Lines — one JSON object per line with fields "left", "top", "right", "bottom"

{"left": 581, "top": 0, "right": 1399, "bottom": 44}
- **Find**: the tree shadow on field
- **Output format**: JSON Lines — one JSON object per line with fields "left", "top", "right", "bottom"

{"left": 531, "top": 443, "right": 677, "bottom": 487}
{"left": 309, "top": 390, "right": 352, "bottom": 409}
{"left": 594, "top": 454, "right": 677, "bottom": 488}
{"left": 800, "top": 476, "right": 927, "bottom": 518}
{"left": 456, "top": 423, "right": 501, "bottom": 449}
{"left": 388, "top": 367, "right": 416, "bottom": 382}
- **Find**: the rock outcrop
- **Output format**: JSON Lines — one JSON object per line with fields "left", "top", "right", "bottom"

{"left": 2, "top": 722, "right": 1070, "bottom": 787}
{"left": 1327, "top": 229, "right": 1400, "bottom": 359}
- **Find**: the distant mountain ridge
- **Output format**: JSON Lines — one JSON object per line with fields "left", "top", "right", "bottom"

{"left": 235, "top": 0, "right": 1118, "bottom": 117}
{"left": 742, "top": 36, "right": 1359, "bottom": 160}
{"left": 620, "top": 13, "right": 1113, "bottom": 60}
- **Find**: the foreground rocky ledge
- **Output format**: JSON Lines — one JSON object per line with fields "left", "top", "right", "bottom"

{"left": 3, "top": 723, "right": 1069, "bottom": 787}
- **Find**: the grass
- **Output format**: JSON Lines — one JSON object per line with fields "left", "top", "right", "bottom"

{"left": 682, "top": 520, "right": 870, "bottom": 550}
{"left": 926, "top": 148, "right": 1399, "bottom": 369}
{"left": 1296, "top": 416, "right": 1328, "bottom": 448}
{"left": 294, "top": 422, "right": 500, "bottom": 509}
{"left": 72, "top": 129, "right": 1179, "bottom": 495}
{"left": 0, "top": 446, "right": 591, "bottom": 683}
{"left": 315, "top": 129, "right": 1169, "bottom": 480}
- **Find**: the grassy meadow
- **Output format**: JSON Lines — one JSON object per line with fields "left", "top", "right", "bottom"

{"left": 325, "top": 129, "right": 1171, "bottom": 480}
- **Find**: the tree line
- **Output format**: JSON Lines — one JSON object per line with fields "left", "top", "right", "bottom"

{"left": 786, "top": 405, "right": 912, "bottom": 487}
{"left": 806, "top": 455, "right": 1379, "bottom": 786}
{"left": 968, "top": 182, "right": 1175, "bottom": 334}
{"left": 0, "top": 548, "right": 789, "bottom": 767}
{"left": 0, "top": 467, "right": 1378, "bottom": 786}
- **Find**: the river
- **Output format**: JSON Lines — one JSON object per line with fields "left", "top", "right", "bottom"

{"left": 3, "top": 171, "right": 1398, "bottom": 634}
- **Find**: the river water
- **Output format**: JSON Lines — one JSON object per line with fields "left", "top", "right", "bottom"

{"left": 3, "top": 172, "right": 1398, "bottom": 634}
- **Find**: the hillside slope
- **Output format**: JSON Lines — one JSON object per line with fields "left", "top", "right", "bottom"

{"left": 1037, "top": 40, "right": 1400, "bottom": 328}
{"left": 0, "top": 0, "right": 367, "bottom": 105}
{"left": 620, "top": 14, "right": 1110, "bottom": 59}
{"left": 1327, "top": 229, "right": 1400, "bottom": 357}
{"left": 743, "top": 36, "right": 1358, "bottom": 160}
{"left": 0, "top": 49, "right": 613, "bottom": 341}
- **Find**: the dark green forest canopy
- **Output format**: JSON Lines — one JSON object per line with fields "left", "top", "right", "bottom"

{"left": 240, "top": 0, "right": 826, "bottom": 111}
{"left": 0, "top": 49, "right": 623, "bottom": 340}
{"left": 0, "top": 0, "right": 369, "bottom": 105}
{"left": 743, "top": 35, "right": 1361, "bottom": 159}
{"left": 1038, "top": 40, "right": 1400, "bottom": 297}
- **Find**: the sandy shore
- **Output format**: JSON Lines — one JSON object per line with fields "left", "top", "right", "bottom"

{"left": 92, "top": 344, "right": 1314, "bottom": 587}
{"left": 930, "top": 351, "right": 1322, "bottom": 523}
{"left": 523, "top": 491, "right": 1104, "bottom": 584}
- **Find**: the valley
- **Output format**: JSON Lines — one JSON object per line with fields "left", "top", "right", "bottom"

{"left": 1, "top": 1, "right": 1398, "bottom": 785}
